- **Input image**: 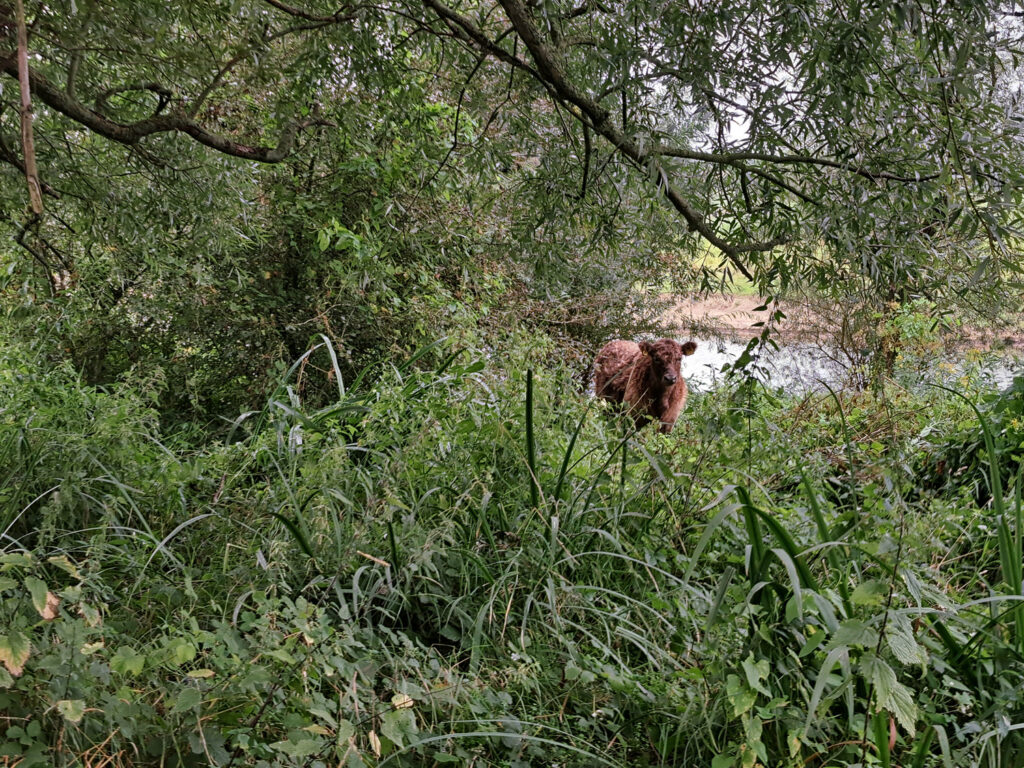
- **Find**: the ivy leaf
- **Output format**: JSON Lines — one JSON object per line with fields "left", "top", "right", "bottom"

{"left": 0, "top": 630, "right": 31, "bottom": 676}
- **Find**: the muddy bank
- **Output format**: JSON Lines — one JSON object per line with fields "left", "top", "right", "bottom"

{"left": 662, "top": 293, "right": 1024, "bottom": 351}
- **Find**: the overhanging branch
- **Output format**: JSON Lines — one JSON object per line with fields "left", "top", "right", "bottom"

{"left": 493, "top": 0, "right": 781, "bottom": 278}
{"left": 0, "top": 56, "right": 326, "bottom": 163}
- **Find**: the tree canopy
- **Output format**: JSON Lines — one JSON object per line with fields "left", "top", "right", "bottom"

{"left": 2, "top": 0, "right": 1023, "bottom": 410}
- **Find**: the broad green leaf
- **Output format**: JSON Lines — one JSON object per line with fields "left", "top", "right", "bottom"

{"left": 829, "top": 619, "right": 877, "bottom": 649}
{"left": 336, "top": 719, "right": 355, "bottom": 743}
{"left": 168, "top": 639, "right": 197, "bottom": 666}
{"left": 741, "top": 654, "right": 771, "bottom": 696}
{"left": 172, "top": 686, "right": 202, "bottom": 714}
{"left": 864, "top": 655, "right": 917, "bottom": 734}
{"left": 0, "top": 630, "right": 31, "bottom": 676}
{"left": 725, "top": 674, "right": 757, "bottom": 716}
{"left": 25, "top": 577, "right": 59, "bottom": 620}
{"left": 272, "top": 737, "right": 322, "bottom": 757}
{"left": 57, "top": 699, "right": 86, "bottom": 723}
{"left": 111, "top": 646, "right": 146, "bottom": 676}
{"left": 380, "top": 708, "right": 417, "bottom": 749}
{"left": 851, "top": 580, "right": 890, "bottom": 606}
{"left": 887, "top": 625, "right": 927, "bottom": 666}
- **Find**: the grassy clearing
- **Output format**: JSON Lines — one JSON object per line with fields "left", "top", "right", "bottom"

{"left": 2, "top": 335, "right": 1024, "bottom": 767}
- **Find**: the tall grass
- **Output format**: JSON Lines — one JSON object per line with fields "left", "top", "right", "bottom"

{"left": 2, "top": 338, "right": 1024, "bottom": 766}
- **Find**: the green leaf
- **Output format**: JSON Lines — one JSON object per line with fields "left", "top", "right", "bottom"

{"left": 432, "top": 752, "right": 462, "bottom": 764}
{"left": 57, "top": 699, "right": 86, "bottom": 723}
{"left": 24, "top": 577, "right": 58, "bottom": 620}
{"left": 336, "top": 719, "right": 355, "bottom": 743}
{"left": 887, "top": 621, "right": 927, "bottom": 667}
{"left": 110, "top": 646, "right": 146, "bottom": 676}
{"left": 741, "top": 654, "right": 771, "bottom": 697}
{"left": 0, "top": 630, "right": 31, "bottom": 676}
{"left": 380, "top": 708, "right": 418, "bottom": 749}
{"left": 172, "top": 686, "right": 203, "bottom": 714}
{"left": 725, "top": 674, "right": 757, "bottom": 716}
{"left": 271, "top": 737, "right": 322, "bottom": 757}
{"left": 864, "top": 655, "right": 917, "bottom": 734}
{"left": 0, "top": 553, "right": 32, "bottom": 567}
{"left": 851, "top": 579, "right": 889, "bottom": 606}
{"left": 168, "top": 639, "right": 197, "bottom": 666}
{"left": 829, "top": 619, "right": 878, "bottom": 649}
{"left": 48, "top": 555, "right": 81, "bottom": 579}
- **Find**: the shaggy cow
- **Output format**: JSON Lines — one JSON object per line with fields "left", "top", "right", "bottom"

{"left": 594, "top": 338, "right": 698, "bottom": 433}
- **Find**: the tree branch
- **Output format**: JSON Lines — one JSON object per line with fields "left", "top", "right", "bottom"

{"left": 15, "top": 0, "right": 42, "bottom": 213}
{"left": 417, "top": 0, "right": 784, "bottom": 278}
{"left": 491, "top": 0, "right": 780, "bottom": 278}
{"left": 94, "top": 81, "right": 173, "bottom": 117}
{"left": 260, "top": 0, "right": 358, "bottom": 22}
{"left": 654, "top": 145, "right": 939, "bottom": 184}
{"left": 0, "top": 55, "right": 326, "bottom": 163}
{"left": 0, "top": 131, "right": 59, "bottom": 198}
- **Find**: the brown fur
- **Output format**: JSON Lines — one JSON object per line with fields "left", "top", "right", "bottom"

{"left": 594, "top": 338, "right": 698, "bottom": 433}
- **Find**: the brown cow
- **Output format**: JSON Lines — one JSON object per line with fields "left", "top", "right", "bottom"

{"left": 594, "top": 338, "right": 698, "bottom": 433}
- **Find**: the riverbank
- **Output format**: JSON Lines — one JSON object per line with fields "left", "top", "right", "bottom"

{"left": 662, "top": 293, "right": 1024, "bottom": 351}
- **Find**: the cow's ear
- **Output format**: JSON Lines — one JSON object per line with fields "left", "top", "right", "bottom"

{"left": 639, "top": 341, "right": 651, "bottom": 355}
{"left": 681, "top": 341, "right": 697, "bottom": 356}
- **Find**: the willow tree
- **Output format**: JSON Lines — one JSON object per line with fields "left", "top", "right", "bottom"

{"left": 1, "top": 1, "right": 1022, "bottom": 401}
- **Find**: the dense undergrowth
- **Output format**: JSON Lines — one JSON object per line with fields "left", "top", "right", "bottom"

{"left": 2, "top": 334, "right": 1024, "bottom": 768}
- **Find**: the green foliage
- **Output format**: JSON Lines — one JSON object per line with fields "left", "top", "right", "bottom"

{"left": 2, "top": 333, "right": 1023, "bottom": 766}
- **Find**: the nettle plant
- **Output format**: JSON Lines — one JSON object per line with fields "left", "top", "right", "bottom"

{"left": 0, "top": 552, "right": 101, "bottom": 760}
